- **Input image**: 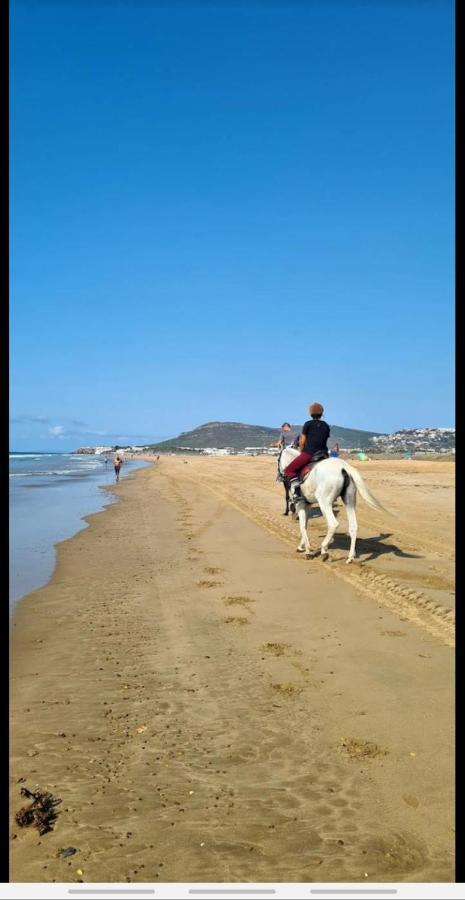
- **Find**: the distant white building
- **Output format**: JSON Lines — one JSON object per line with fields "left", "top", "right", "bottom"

{"left": 244, "top": 446, "right": 273, "bottom": 455}
{"left": 201, "top": 447, "right": 234, "bottom": 456}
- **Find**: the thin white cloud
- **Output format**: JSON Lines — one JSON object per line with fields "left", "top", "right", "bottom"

{"left": 49, "top": 425, "right": 65, "bottom": 437}
{"left": 10, "top": 415, "right": 50, "bottom": 425}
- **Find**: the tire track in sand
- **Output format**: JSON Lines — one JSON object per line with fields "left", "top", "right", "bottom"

{"left": 180, "top": 474, "right": 454, "bottom": 649}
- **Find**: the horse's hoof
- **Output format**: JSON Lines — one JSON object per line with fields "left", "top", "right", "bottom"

{"left": 320, "top": 551, "right": 328, "bottom": 561}
{"left": 346, "top": 557, "right": 356, "bottom": 564}
{"left": 305, "top": 552, "right": 312, "bottom": 560}
{"left": 296, "top": 547, "right": 305, "bottom": 553}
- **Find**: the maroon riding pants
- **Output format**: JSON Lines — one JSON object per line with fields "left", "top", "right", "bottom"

{"left": 284, "top": 451, "right": 313, "bottom": 479}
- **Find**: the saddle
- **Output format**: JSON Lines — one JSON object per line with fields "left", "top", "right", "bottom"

{"left": 298, "top": 449, "right": 329, "bottom": 482}
{"left": 277, "top": 449, "right": 329, "bottom": 485}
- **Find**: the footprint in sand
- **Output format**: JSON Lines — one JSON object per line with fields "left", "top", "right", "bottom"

{"left": 338, "top": 737, "right": 388, "bottom": 760}
{"left": 223, "top": 616, "right": 251, "bottom": 626}
{"left": 271, "top": 682, "right": 303, "bottom": 697}
{"left": 356, "top": 830, "right": 427, "bottom": 877}
{"left": 403, "top": 793, "right": 420, "bottom": 808}
{"left": 260, "top": 641, "right": 302, "bottom": 658}
{"left": 197, "top": 580, "right": 224, "bottom": 589}
{"left": 204, "top": 566, "right": 223, "bottom": 575}
{"left": 224, "top": 596, "right": 255, "bottom": 608}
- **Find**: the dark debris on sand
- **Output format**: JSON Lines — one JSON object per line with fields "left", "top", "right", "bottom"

{"left": 15, "top": 786, "right": 61, "bottom": 835}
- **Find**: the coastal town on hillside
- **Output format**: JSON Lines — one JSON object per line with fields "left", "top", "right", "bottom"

{"left": 370, "top": 426, "right": 455, "bottom": 453}
{"left": 75, "top": 426, "right": 456, "bottom": 458}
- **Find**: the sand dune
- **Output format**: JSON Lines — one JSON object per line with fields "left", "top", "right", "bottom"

{"left": 9, "top": 456, "right": 454, "bottom": 883}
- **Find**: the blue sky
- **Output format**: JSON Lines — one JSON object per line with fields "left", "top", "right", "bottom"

{"left": 10, "top": 0, "right": 454, "bottom": 451}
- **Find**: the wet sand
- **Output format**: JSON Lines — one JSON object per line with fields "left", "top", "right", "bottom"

{"left": 9, "top": 456, "right": 454, "bottom": 883}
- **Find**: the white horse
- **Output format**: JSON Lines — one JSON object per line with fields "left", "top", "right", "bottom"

{"left": 278, "top": 447, "right": 387, "bottom": 563}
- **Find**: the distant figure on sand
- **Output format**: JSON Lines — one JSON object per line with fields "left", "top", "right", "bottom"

{"left": 104, "top": 456, "right": 109, "bottom": 465}
{"left": 271, "top": 422, "right": 299, "bottom": 450}
{"left": 114, "top": 454, "right": 122, "bottom": 482}
{"left": 330, "top": 443, "right": 339, "bottom": 458}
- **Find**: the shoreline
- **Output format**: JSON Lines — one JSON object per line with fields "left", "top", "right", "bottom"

{"left": 9, "top": 457, "right": 152, "bottom": 610}
{"left": 10, "top": 466, "right": 135, "bottom": 616}
{"left": 10, "top": 457, "right": 454, "bottom": 883}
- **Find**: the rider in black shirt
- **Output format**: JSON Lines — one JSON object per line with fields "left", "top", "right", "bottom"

{"left": 301, "top": 416, "right": 330, "bottom": 454}
{"left": 283, "top": 402, "right": 330, "bottom": 500}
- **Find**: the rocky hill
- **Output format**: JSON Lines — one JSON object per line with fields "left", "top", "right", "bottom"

{"left": 148, "top": 421, "right": 383, "bottom": 451}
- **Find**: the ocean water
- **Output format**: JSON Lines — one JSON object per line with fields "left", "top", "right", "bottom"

{"left": 9, "top": 452, "right": 150, "bottom": 608}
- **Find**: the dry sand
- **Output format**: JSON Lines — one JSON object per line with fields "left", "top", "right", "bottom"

{"left": 9, "top": 455, "right": 455, "bottom": 883}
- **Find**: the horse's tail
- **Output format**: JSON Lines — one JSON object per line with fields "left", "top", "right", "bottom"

{"left": 340, "top": 461, "right": 392, "bottom": 514}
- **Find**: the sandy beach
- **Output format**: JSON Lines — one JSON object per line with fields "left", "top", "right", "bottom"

{"left": 9, "top": 455, "right": 455, "bottom": 883}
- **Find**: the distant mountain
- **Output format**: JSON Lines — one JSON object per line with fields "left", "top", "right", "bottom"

{"left": 322, "top": 425, "right": 384, "bottom": 449}
{"left": 148, "top": 421, "right": 383, "bottom": 451}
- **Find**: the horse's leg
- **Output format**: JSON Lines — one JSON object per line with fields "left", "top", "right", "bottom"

{"left": 283, "top": 482, "right": 290, "bottom": 515}
{"left": 316, "top": 488, "right": 339, "bottom": 558}
{"left": 342, "top": 481, "right": 358, "bottom": 563}
{"left": 296, "top": 503, "right": 311, "bottom": 555}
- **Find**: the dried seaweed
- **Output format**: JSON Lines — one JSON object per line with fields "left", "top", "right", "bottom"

{"left": 15, "top": 787, "right": 61, "bottom": 835}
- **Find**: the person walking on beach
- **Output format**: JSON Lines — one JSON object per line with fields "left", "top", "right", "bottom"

{"left": 114, "top": 454, "right": 122, "bottom": 482}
